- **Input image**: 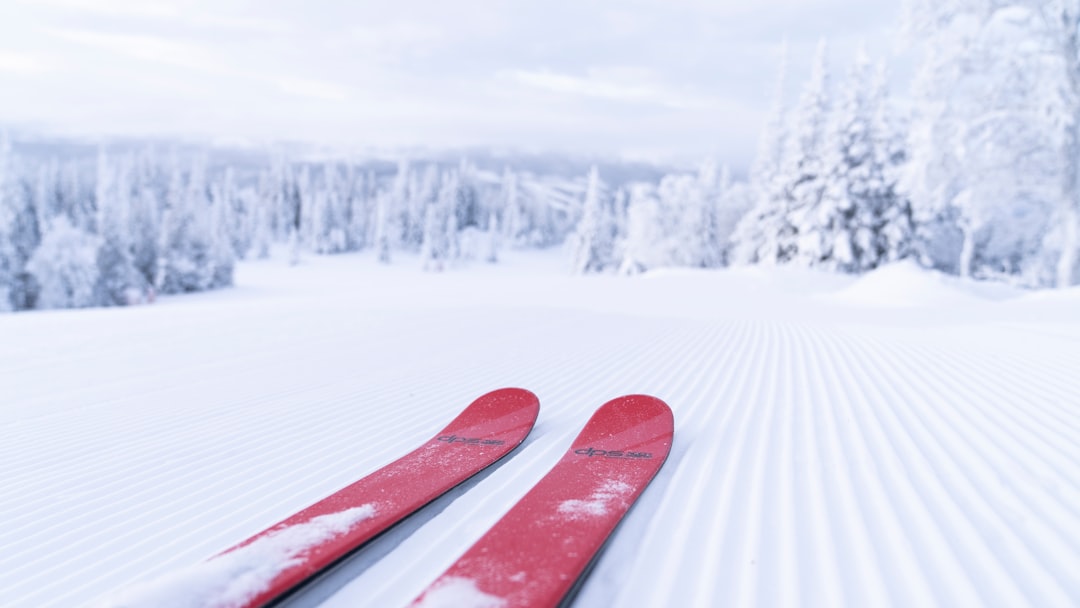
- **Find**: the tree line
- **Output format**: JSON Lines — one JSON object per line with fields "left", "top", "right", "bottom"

{"left": 1, "top": 0, "right": 1078, "bottom": 311}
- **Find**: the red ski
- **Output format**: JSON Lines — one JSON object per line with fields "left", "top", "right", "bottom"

{"left": 410, "top": 394, "right": 673, "bottom": 608}
{"left": 155, "top": 388, "right": 539, "bottom": 608}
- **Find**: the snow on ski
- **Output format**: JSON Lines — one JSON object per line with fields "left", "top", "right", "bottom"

{"left": 410, "top": 394, "right": 674, "bottom": 608}
{"left": 97, "top": 387, "right": 540, "bottom": 608}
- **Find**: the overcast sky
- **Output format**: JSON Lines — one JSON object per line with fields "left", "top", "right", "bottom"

{"left": 0, "top": 0, "right": 905, "bottom": 167}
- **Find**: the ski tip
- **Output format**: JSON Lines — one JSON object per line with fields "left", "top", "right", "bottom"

{"left": 596, "top": 393, "right": 673, "bottom": 427}
{"left": 484, "top": 386, "right": 541, "bottom": 407}
{"left": 572, "top": 394, "right": 674, "bottom": 459}
{"left": 445, "top": 387, "right": 541, "bottom": 439}
{"left": 477, "top": 387, "right": 540, "bottom": 418}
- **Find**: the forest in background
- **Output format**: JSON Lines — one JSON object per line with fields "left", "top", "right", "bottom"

{"left": 0, "top": 0, "right": 1078, "bottom": 312}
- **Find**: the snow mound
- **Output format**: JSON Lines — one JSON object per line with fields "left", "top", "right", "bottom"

{"left": 825, "top": 261, "right": 1020, "bottom": 308}
{"left": 94, "top": 505, "right": 376, "bottom": 608}
{"left": 414, "top": 576, "right": 506, "bottom": 608}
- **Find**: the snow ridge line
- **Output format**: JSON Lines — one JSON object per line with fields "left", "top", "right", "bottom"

{"left": 825, "top": 325, "right": 1076, "bottom": 606}
{"left": 587, "top": 321, "right": 752, "bottom": 607}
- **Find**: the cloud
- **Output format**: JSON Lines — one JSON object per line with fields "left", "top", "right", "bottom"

{"left": 500, "top": 68, "right": 715, "bottom": 110}
{"left": 23, "top": 0, "right": 288, "bottom": 32}
{"left": 45, "top": 28, "right": 223, "bottom": 74}
{"left": 274, "top": 77, "right": 349, "bottom": 102}
{"left": 0, "top": 50, "right": 52, "bottom": 73}
{"left": 20, "top": 0, "right": 179, "bottom": 19}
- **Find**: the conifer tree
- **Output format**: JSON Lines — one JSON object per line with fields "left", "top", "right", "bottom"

{"left": 569, "top": 166, "right": 614, "bottom": 274}
{"left": 731, "top": 44, "right": 791, "bottom": 265}
{"left": 95, "top": 151, "right": 142, "bottom": 305}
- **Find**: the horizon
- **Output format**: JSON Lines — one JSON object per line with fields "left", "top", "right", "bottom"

{"left": 1, "top": 0, "right": 906, "bottom": 168}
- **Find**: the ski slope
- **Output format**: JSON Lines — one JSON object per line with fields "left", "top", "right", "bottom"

{"left": 0, "top": 251, "right": 1077, "bottom": 607}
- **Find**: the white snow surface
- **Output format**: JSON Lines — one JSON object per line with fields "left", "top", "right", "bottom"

{"left": 1, "top": 249, "right": 1078, "bottom": 608}
{"left": 413, "top": 576, "right": 506, "bottom": 608}
{"left": 93, "top": 505, "right": 375, "bottom": 608}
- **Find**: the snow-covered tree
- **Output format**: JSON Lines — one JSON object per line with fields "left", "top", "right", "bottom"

{"left": 662, "top": 161, "right": 726, "bottom": 268}
{"left": 904, "top": 0, "right": 1077, "bottom": 286}
{"left": 27, "top": 217, "right": 101, "bottom": 309}
{"left": 208, "top": 181, "right": 235, "bottom": 288}
{"left": 777, "top": 39, "right": 833, "bottom": 264}
{"left": 420, "top": 171, "right": 462, "bottom": 271}
{"left": 374, "top": 191, "right": 393, "bottom": 264}
{"left": 157, "top": 157, "right": 217, "bottom": 293}
{"left": 250, "top": 177, "right": 274, "bottom": 260}
{"left": 129, "top": 153, "right": 162, "bottom": 288}
{"left": 500, "top": 168, "right": 524, "bottom": 246}
{"left": 34, "top": 160, "right": 63, "bottom": 230}
{"left": 569, "top": 166, "right": 615, "bottom": 273}
{"left": 0, "top": 137, "right": 40, "bottom": 310}
{"left": 731, "top": 45, "right": 792, "bottom": 265}
{"left": 485, "top": 210, "right": 500, "bottom": 263}
{"left": 345, "top": 169, "right": 371, "bottom": 251}
{"left": 95, "top": 151, "right": 142, "bottom": 306}
{"left": 0, "top": 135, "right": 18, "bottom": 311}
{"left": 618, "top": 183, "right": 664, "bottom": 275}
{"left": 714, "top": 166, "right": 754, "bottom": 264}
{"left": 1043, "top": 0, "right": 1080, "bottom": 287}
{"left": 795, "top": 48, "right": 914, "bottom": 273}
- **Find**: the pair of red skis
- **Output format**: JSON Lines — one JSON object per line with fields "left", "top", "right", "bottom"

{"left": 211, "top": 389, "right": 673, "bottom": 608}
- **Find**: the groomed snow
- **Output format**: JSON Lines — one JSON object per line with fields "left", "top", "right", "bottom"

{"left": 93, "top": 506, "right": 375, "bottom": 608}
{"left": 0, "top": 249, "right": 1077, "bottom": 607}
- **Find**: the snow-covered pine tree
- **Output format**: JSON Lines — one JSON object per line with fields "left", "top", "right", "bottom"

{"left": 216, "top": 167, "right": 251, "bottom": 259}
{"left": 618, "top": 183, "right": 663, "bottom": 275}
{"left": 129, "top": 152, "right": 162, "bottom": 288}
{"left": 157, "top": 156, "right": 216, "bottom": 293}
{"left": 904, "top": 0, "right": 1070, "bottom": 285}
{"left": 655, "top": 173, "right": 698, "bottom": 267}
{"left": 0, "top": 134, "right": 17, "bottom": 311}
{"left": 867, "top": 61, "right": 916, "bottom": 267}
{"left": 421, "top": 170, "right": 460, "bottom": 271}
{"left": 1046, "top": 0, "right": 1080, "bottom": 287}
{"left": 268, "top": 153, "right": 293, "bottom": 242}
{"left": 309, "top": 169, "right": 333, "bottom": 254}
{"left": 445, "top": 170, "right": 462, "bottom": 262}
{"left": 251, "top": 173, "right": 273, "bottom": 260}
{"left": 731, "top": 43, "right": 790, "bottom": 265}
{"left": 208, "top": 179, "right": 235, "bottom": 288}
{"left": 569, "top": 166, "right": 614, "bottom": 274}
{"left": 778, "top": 39, "right": 832, "bottom": 264}
{"left": 345, "top": 168, "right": 370, "bottom": 251}
{"left": 27, "top": 217, "right": 101, "bottom": 309}
{"left": 390, "top": 160, "right": 413, "bottom": 250}
{"left": 374, "top": 190, "right": 393, "bottom": 264}
{"left": 405, "top": 164, "right": 431, "bottom": 251}
{"left": 713, "top": 165, "right": 754, "bottom": 264}
{"left": 328, "top": 164, "right": 348, "bottom": 253}
{"left": 485, "top": 210, "right": 500, "bottom": 263}
{"left": 801, "top": 47, "right": 913, "bottom": 273}
{"left": 500, "top": 168, "right": 523, "bottom": 247}
{"left": 409, "top": 165, "right": 439, "bottom": 251}
{"left": 94, "top": 150, "right": 141, "bottom": 306}
{"left": 296, "top": 164, "right": 315, "bottom": 251}
{"left": 454, "top": 159, "right": 482, "bottom": 232}
{"left": 34, "top": 160, "right": 63, "bottom": 231}
{"left": 670, "top": 160, "right": 725, "bottom": 268}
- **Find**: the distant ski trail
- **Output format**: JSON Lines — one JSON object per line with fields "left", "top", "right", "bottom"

{"left": 0, "top": 266, "right": 1077, "bottom": 608}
